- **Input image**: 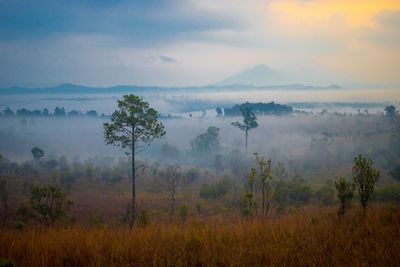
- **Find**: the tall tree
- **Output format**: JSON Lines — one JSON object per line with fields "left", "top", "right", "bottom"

{"left": 231, "top": 107, "right": 258, "bottom": 153}
{"left": 352, "top": 155, "right": 380, "bottom": 216}
{"left": 31, "top": 147, "right": 45, "bottom": 167}
{"left": 104, "top": 95, "right": 165, "bottom": 227}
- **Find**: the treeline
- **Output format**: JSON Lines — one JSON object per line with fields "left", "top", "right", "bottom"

{"left": 0, "top": 107, "right": 181, "bottom": 120}
{"left": 1, "top": 107, "right": 108, "bottom": 118}
{"left": 223, "top": 102, "right": 293, "bottom": 116}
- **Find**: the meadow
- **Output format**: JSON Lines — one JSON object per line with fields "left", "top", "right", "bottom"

{"left": 0, "top": 205, "right": 399, "bottom": 267}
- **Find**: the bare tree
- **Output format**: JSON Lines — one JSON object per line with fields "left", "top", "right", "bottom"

{"left": 254, "top": 153, "right": 273, "bottom": 219}
{"left": 154, "top": 165, "right": 185, "bottom": 215}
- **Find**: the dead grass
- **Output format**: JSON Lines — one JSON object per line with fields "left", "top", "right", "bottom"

{"left": 0, "top": 205, "right": 399, "bottom": 267}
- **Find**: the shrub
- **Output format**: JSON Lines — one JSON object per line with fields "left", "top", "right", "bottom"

{"left": 137, "top": 210, "right": 150, "bottom": 227}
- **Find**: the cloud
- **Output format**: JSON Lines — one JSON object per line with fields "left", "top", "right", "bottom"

{"left": 0, "top": 0, "right": 243, "bottom": 45}
{"left": 159, "top": 55, "right": 177, "bottom": 63}
{"left": 357, "top": 11, "right": 400, "bottom": 49}
{"left": 0, "top": 0, "right": 400, "bottom": 87}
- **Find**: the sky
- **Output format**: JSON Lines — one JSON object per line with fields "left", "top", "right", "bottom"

{"left": 0, "top": 0, "right": 399, "bottom": 87}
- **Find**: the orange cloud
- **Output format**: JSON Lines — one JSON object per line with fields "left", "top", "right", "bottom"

{"left": 272, "top": 0, "right": 400, "bottom": 27}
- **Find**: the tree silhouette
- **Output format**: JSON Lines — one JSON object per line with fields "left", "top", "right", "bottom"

{"left": 31, "top": 147, "right": 45, "bottom": 167}
{"left": 231, "top": 107, "right": 258, "bottom": 153}
{"left": 104, "top": 95, "right": 165, "bottom": 227}
{"left": 384, "top": 105, "right": 397, "bottom": 117}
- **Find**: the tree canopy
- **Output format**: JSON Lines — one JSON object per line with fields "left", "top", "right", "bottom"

{"left": 104, "top": 95, "right": 165, "bottom": 153}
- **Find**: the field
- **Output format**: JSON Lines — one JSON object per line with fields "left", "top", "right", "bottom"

{"left": 0, "top": 205, "right": 399, "bottom": 267}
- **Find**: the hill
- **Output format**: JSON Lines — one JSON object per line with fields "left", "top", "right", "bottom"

{"left": 217, "top": 64, "right": 287, "bottom": 86}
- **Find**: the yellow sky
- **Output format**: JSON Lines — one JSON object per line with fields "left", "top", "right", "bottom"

{"left": 272, "top": 0, "right": 400, "bottom": 27}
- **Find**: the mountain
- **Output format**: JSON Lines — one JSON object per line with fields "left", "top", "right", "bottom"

{"left": 0, "top": 83, "right": 344, "bottom": 94}
{"left": 216, "top": 64, "right": 287, "bottom": 86}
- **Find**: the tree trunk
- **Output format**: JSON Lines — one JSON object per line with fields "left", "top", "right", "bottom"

{"left": 245, "top": 128, "right": 248, "bottom": 154}
{"left": 131, "top": 127, "right": 136, "bottom": 226}
{"left": 132, "top": 145, "right": 136, "bottom": 221}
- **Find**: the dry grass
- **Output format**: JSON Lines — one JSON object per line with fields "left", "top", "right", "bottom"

{"left": 0, "top": 205, "right": 399, "bottom": 267}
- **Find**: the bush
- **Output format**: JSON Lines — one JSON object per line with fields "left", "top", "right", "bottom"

{"left": 137, "top": 210, "right": 150, "bottom": 227}
{"left": 273, "top": 178, "right": 313, "bottom": 206}
{"left": 199, "top": 177, "right": 234, "bottom": 200}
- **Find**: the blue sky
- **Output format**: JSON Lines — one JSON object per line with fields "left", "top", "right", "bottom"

{"left": 0, "top": 0, "right": 399, "bottom": 87}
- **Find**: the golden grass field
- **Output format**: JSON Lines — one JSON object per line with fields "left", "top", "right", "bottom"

{"left": 0, "top": 205, "right": 399, "bottom": 267}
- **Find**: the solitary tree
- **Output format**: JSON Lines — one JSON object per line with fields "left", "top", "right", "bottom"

{"left": 104, "top": 95, "right": 165, "bottom": 226}
{"left": 352, "top": 155, "right": 380, "bottom": 215}
{"left": 154, "top": 165, "right": 185, "bottom": 215}
{"left": 334, "top": 177, "right": 355, "bottom": 216}
{"left": 231, "top": 107, "right": 258, "bottom": 153}
{"left": 384, "top": 105, "right": 397, "bottom": 117}
{"left": 31, "top": 147, "right": 45, "bottom": 167}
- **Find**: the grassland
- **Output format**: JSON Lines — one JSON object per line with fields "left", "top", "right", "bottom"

{"left": 0, "top": 205, "right": 399, "bottom": 267}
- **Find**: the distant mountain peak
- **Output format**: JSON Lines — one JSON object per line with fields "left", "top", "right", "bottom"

{"left": 217, "top": 64, "right": 286, "bottom": 86}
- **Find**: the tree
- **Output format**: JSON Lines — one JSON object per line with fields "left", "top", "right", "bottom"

{"left": 215, "top": 107, "right": 223, "bottom": 117}
{"left": 154, "top": 165, "right": 185, "bottom": 215}
{"left": 352, "top": 155, "right": 380, "bottom": 215}
{"left": 54, "top": 107, "right": 66, "bottom": 116}
{"left": 86, "top": 110, "right": 98, "bottom": 117}
{"left": 254, "top": 153, "right": 273, "bottom": 219}
{"left": 104, "top": 95, "right": 165, "bottom": 226}
{"left": 190, "top": 126, "right": 220, "bottom": 154}
{"left": 231, "top": 107, "right": 258, "bottom": 153}
{"left": 384, "top": 105, "right": 397, "bottom": 117}
{"left": 334, "top": 177, "right": 355, "bottom": 216}
{"left": 2, "top": 107, "right": 14, "bottom": 116}
{"left": 30, "top": 185, "right": 73, "bottom": 226}
{"left": 31, "top": 147, "right": 45, "bottom": 166}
